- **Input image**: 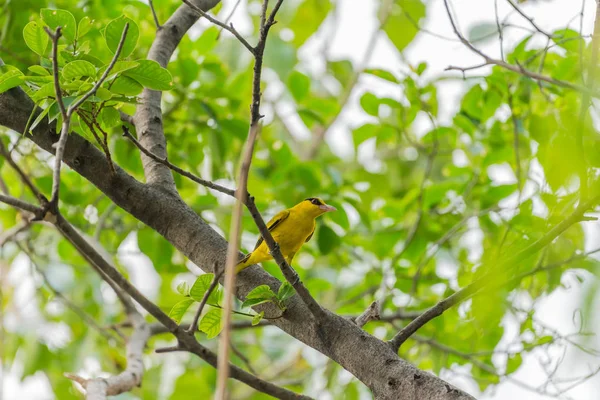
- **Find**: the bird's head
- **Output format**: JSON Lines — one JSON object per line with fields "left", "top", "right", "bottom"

{"left": 300, "top": 197, "right": 337, "bottom": 217}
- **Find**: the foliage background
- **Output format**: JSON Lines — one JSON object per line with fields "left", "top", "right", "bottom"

{"left": 1, "top": 0, "right": 600, "bottom": 399}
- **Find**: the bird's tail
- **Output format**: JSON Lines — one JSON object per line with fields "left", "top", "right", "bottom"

{"left": 235, "top": 252, "right": 254, "bottom": 273}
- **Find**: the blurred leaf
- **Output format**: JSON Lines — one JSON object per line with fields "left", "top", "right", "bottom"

{"left": 384, "top": 0, "right": 425, "bottom": 52}
{"left": 289, "top": 0, "right": 331, "bottom": 46}
{"left": 287, "top": 70, "right": 310, "bottom": 102}
{"left": 467, "top": 22, "right": 497, "bottom": 44}
{"left": 317, "top": 224, "right": 340, "bottom": 255}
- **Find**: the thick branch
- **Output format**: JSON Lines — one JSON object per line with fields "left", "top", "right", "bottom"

{"left": 70, "top": 313, "right": 150, "bottom": 399}
{"left": 1, "top": 68, "right": 474, "bottom": 400}
{"left": 133, "top": 0, "right": 220, "bottom": 189}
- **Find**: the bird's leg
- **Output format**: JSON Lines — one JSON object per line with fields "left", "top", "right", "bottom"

{"left": 286, "top": 252, "right": 296, "bottom": 266}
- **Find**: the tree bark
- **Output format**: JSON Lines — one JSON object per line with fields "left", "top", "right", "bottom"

{"left": 0, "top": 83, "right": 474, "bottom": 399}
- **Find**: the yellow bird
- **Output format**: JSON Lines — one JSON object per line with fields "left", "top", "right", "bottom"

{"left": 236, "top": 197, "right": 337, "bottom": 273}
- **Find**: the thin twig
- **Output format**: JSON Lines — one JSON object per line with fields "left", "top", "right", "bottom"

{"left": 354, "top": 301, "right": 380, "bottom": 328}
{"left": 0, "top": 141, "right": 44, "bottom": 201}
{"left": 216, "top": 122, "right": 261, "bottom": 400}
{"left": 187, "top": 266, "right": 224, "bottom": 333}
{"left": 215, "top": 2, "right": 286, "bottom": 398}
{"left": 505, "top": 0, "right": 552, "bottom": 38}
{"left": 217, "top": 0, "right": 243, "bottom": 40}
{"left": 0, "top": 193, "right": 41, "bottom": 214}
{"left": 19, "top": 242, "right": 121, "bottom": 344}
{"left": 443, "top": 0, "right": 600, "bottom": 97}
{"left": 182, "top": 0, "right": 255, "bottom": 55}
{"left": 121, "top": 125, "right": 235, "bottom": 196}
{"left": 0, "top": 125, "right": 313, "bottom": 400}
{"left": 148, "top": 0, "right": 162, "bottom": 29}
{"left": 494, "top": 0, "right": 504, "bottom": 61}
{"left": 44, "top": 24, "right": 129, "bottom": 210}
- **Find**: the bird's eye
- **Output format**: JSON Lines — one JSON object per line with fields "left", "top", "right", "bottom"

{"left": 311, "top": 199, "right": 318, "bottom": 205}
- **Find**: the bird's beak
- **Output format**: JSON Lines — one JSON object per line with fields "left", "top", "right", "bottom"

{"left": 319, "top": 204, "right": 337, "bottom": 212}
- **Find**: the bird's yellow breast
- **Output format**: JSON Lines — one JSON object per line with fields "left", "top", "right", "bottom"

{"left": 270, "top": 209, "right": 315, "bottom": 254}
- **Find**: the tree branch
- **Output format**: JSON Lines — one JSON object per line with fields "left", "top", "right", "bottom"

{"left": 133, "top": 0, "right": 220, "bottom": 189}
{"left": 187, "top": 265, "right": 224, "bottom": 333}
{"left": 44, "top": 23, "right": 129, "bottom": 211}
{"left": 443, "top": 0, "right": 600, "bottom": 97}
{"left": 148, "top": 0, "right": 162, "bottom": 29}
{"left": 182, "top": 0, "right": 254, "bottom": 54}
{"left": 66, "top": 312, "right": 150, "bottom": 399}
{"left": 121, "top": 125, "right": 235, "bottom": 197}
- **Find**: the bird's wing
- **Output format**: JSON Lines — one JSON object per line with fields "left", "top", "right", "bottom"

{"left": 305, "top": 226, "right": 315, "bottom": 243}
{"left": 254, "top": 209, "right": 290, "bottom": 250}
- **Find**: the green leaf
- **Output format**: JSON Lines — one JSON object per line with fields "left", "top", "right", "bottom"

{"left": 289, "top": 0, "right": 331, "bottom": 46}
{"left": 23, "top": 21, "right": 48, "bottom": 56}
{"left": 360, "top": 92, "right": 380, "bottom": 116}
{"left": 277, "top": 282, "right": 295, "bottom": 303}
{"left": 0, "top": 69, "right": 24, "bottom": 94}
{"left": 169, "top": 298, "right": 194, "bottom": 324}
{"left": 506, "top": 353, "right": 522, "bottom": 374}
{"left": 62, "top": 60, "right": 96, "bottom": 80}
{"left": 287, "top": 70, "right": 310, "bottom": 102}
{"left": 99, "top": 107, "right": 120, "bottom": 129}
{"left": 384, "top": 0, "right": 425, "bottom": 52}
{"left": 176, "top": 281, "right": 189, "bottom": 296}
{"left": 41, "top": 9, "right": 77, "bottom": 42}
{"left": 317, "top": 224, "right": 340, "bottom": 255}
{"left": 30, "top": 101, "right": 55, "bottom": 132}
{"left": 252, "top": 311, "right": 264, "bottom": 326}
{"left": 123, "top": 60, "right": 173, "bottom": 90}
{"left": 104, "top": 15, "right": 139, "bottom": 58}
{"left": 31, "top": 82, "right": 56, "bottom": 101}
{"left": 95, "top": 87, "right": 112, "bottom": 101}
{"left": 110, "top": 75, "right": 143, "bottom": 96}
{"left": 467, "top": 22, "right": 498, "bottom": 44}
{"left": 28, "top": 66, "right": 50, "bottom": 76}
{"left": 189, "top": 274, "right": 220, "bottom": 304}
{"left": 78, "top": 16, "right": 92, "bottom": 39}
{"left": 241, "top": 297, "right": 274, "bottom": 308}
{"left": 364, "top": 68, "right": 398, "bottom": 83}
{"left": 199, "top": 309, "right": 222, "bottom": 338}
{"left": 246, "top": 284, "right": 277, "bottom": 300}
